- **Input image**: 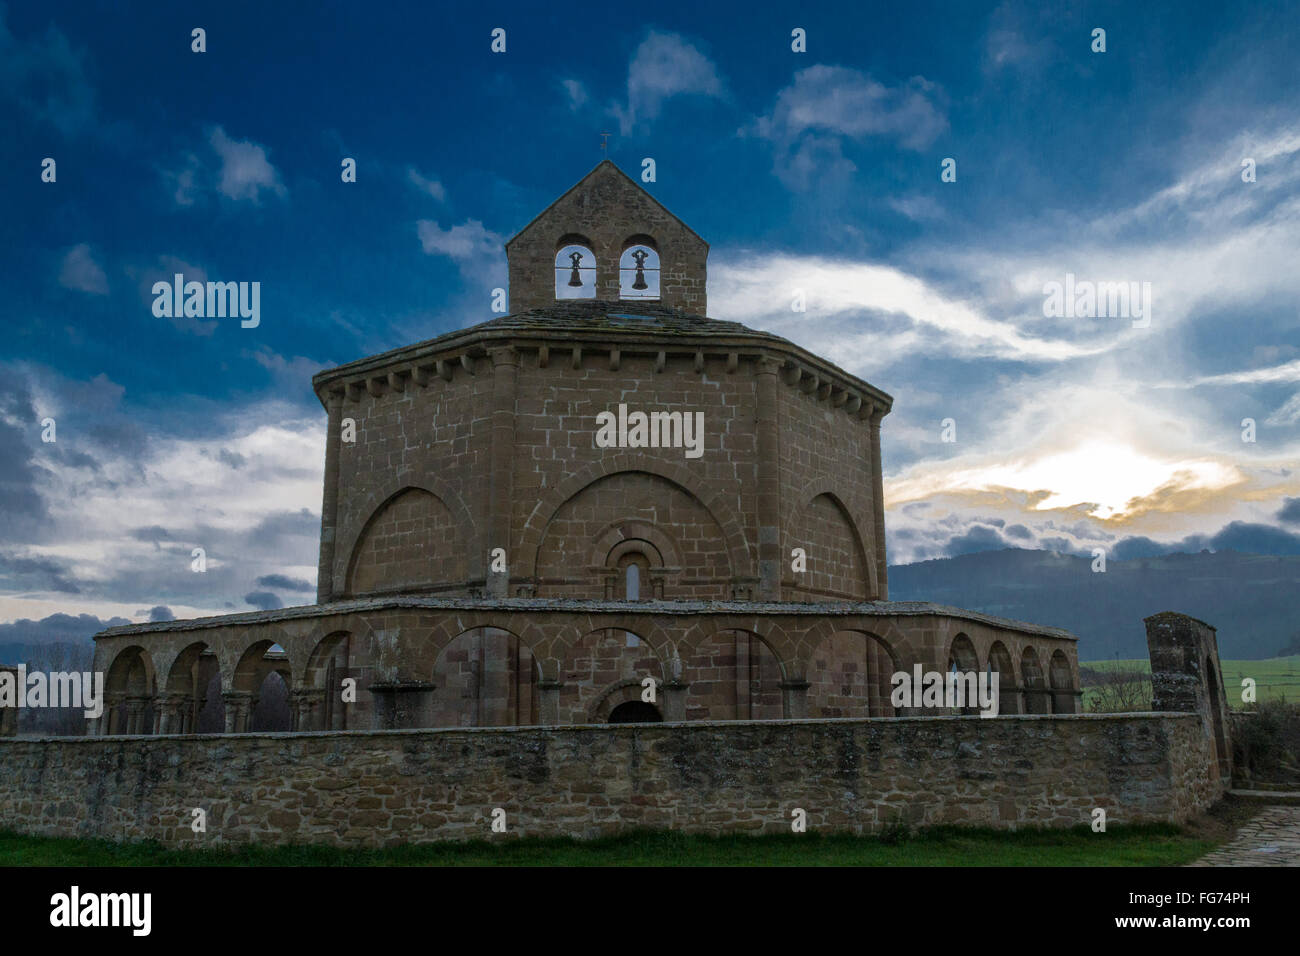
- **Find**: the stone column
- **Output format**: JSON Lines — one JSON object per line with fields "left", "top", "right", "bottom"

{"left": 868, "top": 403, "right": 889, "bottom": 600}
{"left": 780, "top": 680, "right": 810, "bottom": 719}
{"left": 154, "top": 695, "right": 180, "bottom": 734}
{"left": 125, "top": 697, "right": 148, "bottom": 735}
{"left": 0, "top": 666, "right": 16, "bottom": 737}
{"left": 290, "top": 689, "right": 326, "bottom": 731}
{"left": 662, "top": 680, "right": 689, "bottom": 721}
{"left": 223, "top": 692, "right": 252, "bottom": 733}
{"left": 105, "top": 693, "right": 126, "bottom": 734}
{"left": 755, "top": 357, "right": 783, "bottom": 600}
{"left": 369, "top": 682, "right": 434, "bottom": 730}
{"left": 316, "top": 389, "right": 345, "bottom": 603}
{"left": 537, "top": 680, "right": 562, "bottom": 725}
{"left": 486, "top": 347, "right": 519, "bottom": 598}
{"left": 0, "top": 665, "right": 16, "bottom": 736}
{"left": 176, "top": 695, "right": 194, "bottom": 734}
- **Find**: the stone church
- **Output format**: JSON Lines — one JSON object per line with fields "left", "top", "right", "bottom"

{"left": 89, "top": 161, "right": 1080, "bottom": 736}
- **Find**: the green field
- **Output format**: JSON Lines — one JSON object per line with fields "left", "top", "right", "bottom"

{"left": 1080, "top": 655, "right": 1300, "bottom": 708}
{"left": 0, "top": 825, "right": 1217, "bottom": 867}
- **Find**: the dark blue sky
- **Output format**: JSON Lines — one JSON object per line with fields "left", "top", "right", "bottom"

{"left": 3, "top": 0, "right": 1299, "bottom": 630}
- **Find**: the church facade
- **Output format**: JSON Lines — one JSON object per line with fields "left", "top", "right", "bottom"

{"left": 90, "top": 162, "right": 1081, "bottom": 736}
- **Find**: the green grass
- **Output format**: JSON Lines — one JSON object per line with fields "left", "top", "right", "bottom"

{"left": 0, "top": 824, "right": 1215, "bottom": 867}
{"left": 1081, "top": 655, "right": 1300, "bottom": 706}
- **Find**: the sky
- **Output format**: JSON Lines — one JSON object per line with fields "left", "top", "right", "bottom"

{"left": 2, "top": 0, "right": 1299, "bottom": 639}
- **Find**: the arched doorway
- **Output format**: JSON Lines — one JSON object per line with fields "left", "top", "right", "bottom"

{"left": 609, "top": 701, "right": 662, "bottom": 723}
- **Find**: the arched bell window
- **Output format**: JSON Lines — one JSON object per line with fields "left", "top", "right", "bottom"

{"left": 555, "top": 235, "right": 596, "bottom": 299}
{"left": 619, "top": 237, "right": 660, "bottom": 300}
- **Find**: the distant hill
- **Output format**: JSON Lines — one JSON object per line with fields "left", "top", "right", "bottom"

{"left": 888, "top": 548, "right": 1300, "bottom": 661}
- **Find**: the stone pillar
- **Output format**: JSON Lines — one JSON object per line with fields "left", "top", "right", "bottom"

{"left": 1145, "top": 611, "right": 1233, "bottom": 781}
{"left": 755, "top": 357, "right": 783, "bottom": 600}
{"left": 316, "top": 389, "right": 345, "bottom": 602}
{"left": 996, "top": 681, "right": 1022, "bottom": 716}
{"left": 486, "top": 347, "right": 519, "bottom": 598}
{"left": 516, "top": 644, "right": 535, "bottom": 726}
{"left": 662, "top": 680, "right": 689, "bottom": 721}
{"left": 125, "top": 697, "right": 148, "bottom": 735}
{"left": 735, "top": 634, "right": 751, "bottom": 719}
{"left": 0, "top": 665, "right": 16, "bottom": 737}
{"left": 780, "top": 680, "right": 810, "bottom": 719}
{"left": 222, "top": 692, "right": 252, "bottom": 733}
{"left": 176, "top": 695, "right": 194, "bottom": 734}
{"left": 537, "top": 680, "right": 562, "bottom": 725}
{"left": 105, "top": 693, "right": 126, "bottom": 734}
{"left": 291, "top": 689, "right": 326, "bottom": 731}
{"left": 369, "top": 682, "right": 435, "bottom": 730}
{"left": 868, "top": 403, "right": 889, "bottom": 600}
{"left": 480, "top": 629, "right": 512, "bottom": 726}
{"left": 154, "top": 695, "right": 180, "bottom": 734}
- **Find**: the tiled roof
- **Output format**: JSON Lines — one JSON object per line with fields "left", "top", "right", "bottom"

{"left": 312, "top": 300, "right": 805, "bottom": 389}
{"left": 466, "top": 300, "right": 780, "bottom": 338}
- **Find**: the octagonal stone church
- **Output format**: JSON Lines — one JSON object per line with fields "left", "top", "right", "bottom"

{"left": 91, "top": 161, "right": 1081, "bottom": 736}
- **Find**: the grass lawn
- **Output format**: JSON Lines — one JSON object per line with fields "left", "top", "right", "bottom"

{"left": 1081, "top": 655, "right": 1300, "bottom": 708}
{"left": 0, "top": 824, "right": 1217, "bottom": 867}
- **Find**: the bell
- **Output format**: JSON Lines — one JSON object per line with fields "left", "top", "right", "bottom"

{"left": 631, "top": 249, "right": 648, "bottom": 290}
{"left": 567, "top": 250, "right": 584, "bottom": 287}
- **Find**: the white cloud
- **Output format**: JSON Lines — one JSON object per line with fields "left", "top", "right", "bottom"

{"left": 612, "top": 31, "right": 724, "bottom": 134}
{"left": 711, "top": 254, "right": 1112, "bottom": 368}
{"left": 407, "top": 166, "right": 446, "bottom": 201}
{"left": 164, "top": 158, "right": 200, "bottom": 207}
{"left": 58, "top": 244, "right": 108, "bottom": 296}
{"left": 208, "top": 126, "right": 286, "bottom": 202}
{"left": 714, "top": 118, "right": 1300, "bottom": 561}
{"left": 982, "top": 1, "right": 1056, "bottom": 72}
{"left": 751, "top": 66, "right": 946, "bottom": 187}
{"left": 129, "top": 256, "right": 216, "bottom": 336}
{"left": 1191, "top": 359, "right": 1300, "bottom": 387}
{"left": 889, "top": 195, "right": 947, "bottom": 222}
{"left": 0, "top": 362, "right": 328, "bottom": 622}
{"left": 1266, "top": 393, "right": 1300, "bottom": 426}
{"left": 562, "top": 78, "right": 588, "bottom": 111}
{"left": 1094, "top": 128, "right": 1300, "bottom": 235}
{"left": 417, "top": 218, "right": 502, "bottom": 263}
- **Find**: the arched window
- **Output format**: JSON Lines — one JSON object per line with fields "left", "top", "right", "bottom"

{"left": 617, "top": 551, "right": 651, "bottom": 602}
{"left": 555, "top": 236, "right": 596, "bottom": 299}
{"left": 619, "top": 237, "right": 659, "bottom": 300}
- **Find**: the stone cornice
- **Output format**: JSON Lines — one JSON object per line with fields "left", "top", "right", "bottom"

{"left": 95, "top": 597, "right": 1077, "bottom": 642}
{"left": 312, "top": 324, "right": 894, "bottom": 421}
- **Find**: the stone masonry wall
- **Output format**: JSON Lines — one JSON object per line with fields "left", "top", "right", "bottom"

{"left": 506, "top": 161, "right": 708, "bottom": 314}
{"left": 779, "top": 380, "right": 877, "bottom": 601}
{"left": 0, "top": 713, "right": 1216, "bottom": 848}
